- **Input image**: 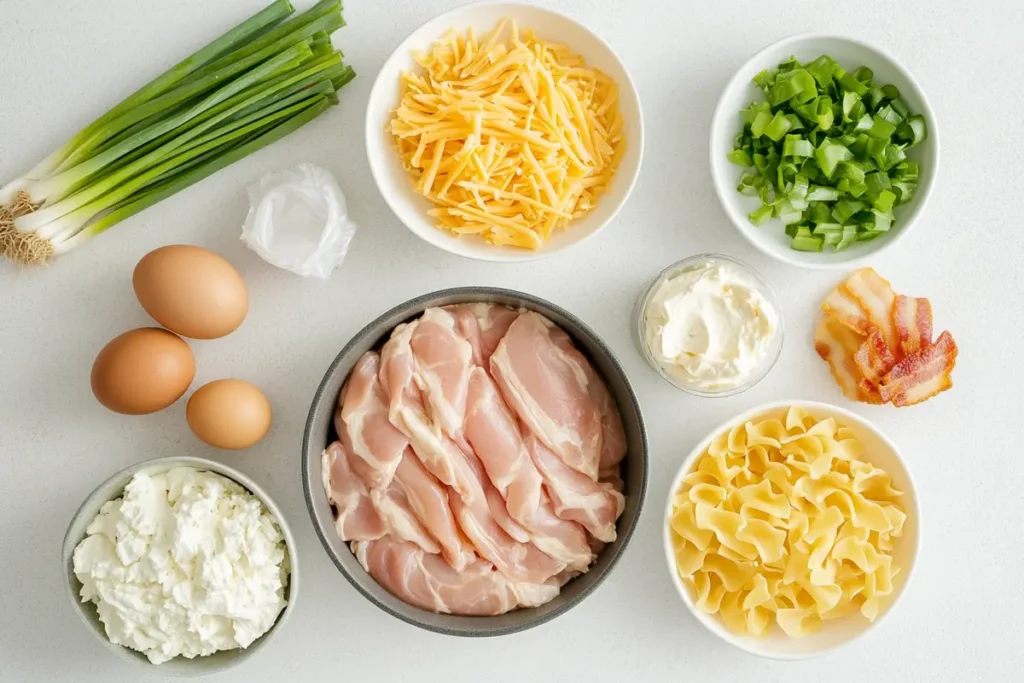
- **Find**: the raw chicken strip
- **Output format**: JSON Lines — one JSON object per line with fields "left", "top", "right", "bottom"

{"left": 380, "top": 322, "right": 477, "bottom": 498}
{"left": 370, "top": 484, "right": 441, "bottom": 555}
{"left": 447, "top": 447, "right": 565, "bottom": 584}
{"left": 322, "top": 441, "right": 386, "bottom": 541}
{"left": 353, "top": 536, "right": 559, "bottom": 616}
{"left": 336, "top": 352, "right": 408, "bottom": 489}
{"left": 491, "top": 311, "right": 603, "bottom": 481}
{"left": 525, "top": 431, "right": 624, "bottom": 544}
{"left": 547, "top": 325, "right": 627, "bottom": 470}
{"left": 392, "top": 450, "right": 477, "bottom": 571}
{"left": 446, "top": 303, "right": 520, "bottom": 365}
{"left": 410, "top": 308, "right": 473, "bottom": 436}
{"left": 464, "top": 367, "right": 593, "bottom": 570}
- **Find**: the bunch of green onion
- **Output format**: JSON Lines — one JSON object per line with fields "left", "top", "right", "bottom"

{"left": 729, "top": 55, "right": 927, "bottom": 252}
{"left": 0, "top": 0, "right": 353, "bottom": 265}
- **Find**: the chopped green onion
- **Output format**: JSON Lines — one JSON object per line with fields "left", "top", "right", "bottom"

{"left": 728, "top": 53, "right": 928, "bottom": 252}
{"left": 727, "top": 149, "right": 753, "bottom": 166}
{"left": 791, "top": 226, "right": 824, "bottom": 251}
{"left": 815, "top": 139, "right": 852, "bottom": 178}
{"left": 782, "top": 135, "right": 814, "bottom": 158}
{"left": 749, "top": 204, "right": 774, "bottom": 226}
{"left": 764, "top": 111, "right": 793, "bottom": 141}
{"left": 895, "top": 114, "right": 928, "bottom": 146}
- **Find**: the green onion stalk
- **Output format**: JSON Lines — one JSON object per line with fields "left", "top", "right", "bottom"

{"left": 0, "top": 0, "right": 353, "bottom": 266}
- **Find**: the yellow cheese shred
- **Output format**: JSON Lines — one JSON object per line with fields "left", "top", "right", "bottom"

{"left": 389, "top": 19, "right": 626, "bottom": 250}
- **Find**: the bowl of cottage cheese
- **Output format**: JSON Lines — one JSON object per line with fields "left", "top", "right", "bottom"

{"left": 62, "top": 457, "right": 297, "bottom": 676}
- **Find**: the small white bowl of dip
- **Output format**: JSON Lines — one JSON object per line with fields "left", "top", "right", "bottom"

{"left": 634, "top": 253, "right": 783, "bottom": 397}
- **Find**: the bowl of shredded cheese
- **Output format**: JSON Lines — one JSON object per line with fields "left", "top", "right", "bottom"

{"left": 366, "top": 2, "right": 643, "bottom": 261}
{"left": 663, "top": 401, "right": 920, "bottom": 660}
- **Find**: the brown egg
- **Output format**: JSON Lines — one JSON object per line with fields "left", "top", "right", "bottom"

{"left": 133, "top": 245, "right": 248, "bottom": 339}
{"left": 91, "top": 328, "right": 196, "bottom": 415}
{"left": 186, "top": 379, "right": 272, "bottom": 450}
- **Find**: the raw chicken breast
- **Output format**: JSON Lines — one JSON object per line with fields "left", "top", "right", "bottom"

{"left": 336, "top": 352, "right": 408, "bottom": 489}
{"left": 446, "top": 303, "right": 520, "bottom": 365}
{"left": 392, "top": 450, "right": 477, "bottom": 571}
{"left": 353, "top": 536, "right": 559, "bottom": 615}
{"left": 325, "top": 305, "right": 629, "bottom": 617}
{"left": 322, "top": 441, "right": 386, "bottom": 541}
{"left": 446, "top": 447, "right": 565, "bottom": 584}
{"left": 464, "top": 367, "right": 594, "bottom": 570}
{"left": 547, "top": 325, "right": 627, "bottom": 470}
{"left": 525, "top": 431, "right": 625, "bottom": 544}
{"left": 370, "top": 484, "right": 441, "bottom": 555}
{"left": 380, "top": 322, "right": 477, "bottom": 498}
{"left": 490, "top": 311, "right": 603, "bottom": 481}
{"left": 410, "top": 308, "right": 473, "bottom": 436}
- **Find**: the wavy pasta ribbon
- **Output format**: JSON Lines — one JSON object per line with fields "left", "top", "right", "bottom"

{"left": 668, "top": 407, "right": 906, "bottom": 637}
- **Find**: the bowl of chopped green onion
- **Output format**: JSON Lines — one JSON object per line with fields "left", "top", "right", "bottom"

{"left": 710, "top": 35, "right": 937, "bottom": 269}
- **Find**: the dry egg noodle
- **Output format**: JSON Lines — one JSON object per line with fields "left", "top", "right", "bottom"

{"left": 669, "top": 407, "right": 906, "bottom": 638}
{"left": 389, "top": 19, "right": 625, "bottom": 249}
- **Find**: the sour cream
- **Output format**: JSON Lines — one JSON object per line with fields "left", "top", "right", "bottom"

{"left": 641, "top": 258, "right": 780, "bottom": 392}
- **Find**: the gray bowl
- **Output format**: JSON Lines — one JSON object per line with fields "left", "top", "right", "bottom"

{"left": 302, "top": 287, "right": 648, "bottom": 636}
{"left": 62, "top": 456, "right": 299, "bottom": 677}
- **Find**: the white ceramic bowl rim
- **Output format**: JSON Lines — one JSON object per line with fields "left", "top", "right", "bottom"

{"left": 364, "top": 1, "right": 645, "bottom": 263}
{"left": 709, "top": 33, "right": 940, "bottom": 270}
{"left": 662, "top": 400, "right": 922, "bottom": 660}
{"left": 62, "top": 456, "right": 298, "bottom": 677}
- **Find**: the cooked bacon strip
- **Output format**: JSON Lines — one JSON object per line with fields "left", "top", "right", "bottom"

{"left": 854, "top": 328, "right": 898, "bottom": 392}
{"left": 843, "top": 268, "right": 898, "bottom": 352}
{"left": 814, "top": 316, "right": 868, "bottom": 402}
{"left": 822, "top": 284, "right": 872, "bottom": 336}
{"left": 893, "top": 295, "right": 934, "bottom": 357}
{"left": 879, "top": 331, "right": 958, "bottom": 406}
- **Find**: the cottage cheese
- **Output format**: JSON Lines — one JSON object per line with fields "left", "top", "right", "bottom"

{"left": 72, "top": 467, "right": 289, "bottom": 664}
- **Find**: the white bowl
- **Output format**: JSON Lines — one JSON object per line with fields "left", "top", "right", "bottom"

{"left": 62, "top": 456, "right": 298, "bottom": 677}
{"left": 662, "top": 401, "right": 921, "bottom": 659}
{"left": 710, "top": 35, "right": 939, "bottom": 270}
{"left": 365, "top": 2, "right": 644, "bottom": 262}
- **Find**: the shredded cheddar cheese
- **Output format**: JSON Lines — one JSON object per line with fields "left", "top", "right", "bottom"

{"left": 389, "top": 19, "right": 626, "bottom": 250}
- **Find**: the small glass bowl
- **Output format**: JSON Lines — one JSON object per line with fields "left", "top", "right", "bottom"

{"left": 633, "top": 253, "right": 784, "bottom": 397}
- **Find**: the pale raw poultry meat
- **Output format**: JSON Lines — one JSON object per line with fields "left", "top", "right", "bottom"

{"left": 322, "top": 441, "right": 386, "bottom": 541}
{"left": 323, "top": 304, "right": 627, "bottom": 615}
{"left": 379, "top": 321, "right": 477, "bottom": 498}
{"left": 335, "top": 352, "right": 407, "bottom": 490}
{"left": 464, "top": 367, "right": 593, "bottom": 571}
{"left": 547, "top": 324, "right": 627, "bottom": 471}
{"left": 446, "top": 303, "right": 520, "bottom": 365}
{"left": 392, "top": 449, "right": 476, "bottom": 571}
{"left": 490, "top": 311, "right": 604, "bottom": 481}
{"left": 409, "top": 308, "right": 473, "bottom": 436}
{"left": 524, "top": 432, "right": 625, "bottom": 544}
{"left": 353, "top": 536, "right": 558, "bottom": 616}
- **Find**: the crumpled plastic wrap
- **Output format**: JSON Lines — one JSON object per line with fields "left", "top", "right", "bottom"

{"left": 240, "top": 163, "right": 357, "bottom": 279}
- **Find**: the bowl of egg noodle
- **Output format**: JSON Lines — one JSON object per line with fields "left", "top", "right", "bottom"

{"left": 663, "top": 400, "right": 920, "bottom": 659}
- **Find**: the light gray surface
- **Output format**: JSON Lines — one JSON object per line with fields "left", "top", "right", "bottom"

{"left": 0, "top": 1, "right": 1020, "bottom": 682}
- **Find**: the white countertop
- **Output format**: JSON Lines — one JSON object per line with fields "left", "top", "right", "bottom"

{"left": 1, "top": 1, "right": 1020, "bottom": 681}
